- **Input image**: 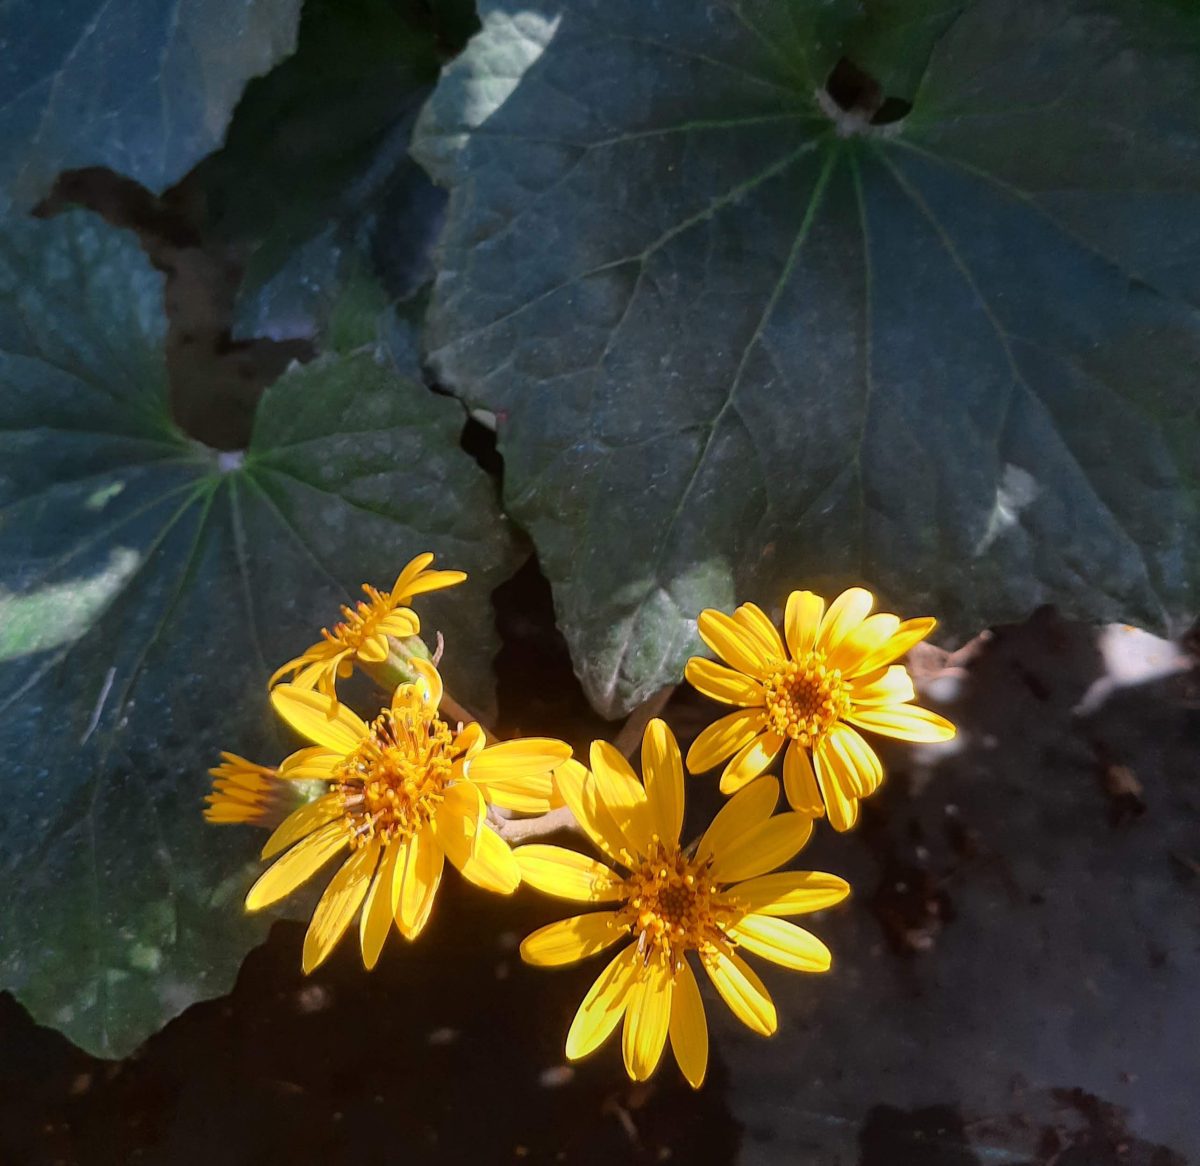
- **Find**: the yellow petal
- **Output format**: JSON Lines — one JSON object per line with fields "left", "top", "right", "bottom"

{"left": 468, "top": 738, "right": 573, "bottom": 814}
{"left": 732, "top": 602, "right": 786, "bottom": 665}
{"left": 703, "top": 949, "right": 776, "bottom": 1036}
{"left": 397, "top": 828, "right": 444, "bottom": 938}
{"left": 729, "top": 915, "right": 832, "bottom": 972}
{"left": 846, "top": 705, "right": 957, "bottom": 743}
{"left": 696, "top": 776, "right": 779, "bottom": 865}
{"left": 270, "top": 685, "right": 367, "bottom": 752}
{"left": 439, "top": 815, "right": 520, "bottom": 894}
{"left": 514, "top": 845, "right": 622, "bottom": 902}
{"left": 684, "top": 657, "right": 763, "bottom": 707}
{"left": 519, "top": 912, "right": 625, "bottom": 966}
{"left": 642, "top": 718, "right": 684, "bottom": 845}
{"left": 668, "top": 959, "right": 708, "bottom": 1089}
{"left": 824, "top": 723, "right": 882, "bottom": 797}
{"left": 622, "top": 960, "right": 671, "bottom": 1082}
{"left": 453, "top": 721, "right": 487, "bottom": 758}
{"left": 390, "top": 552, "right": 435, "bottom": 596}
{"left": 814, "top": 737, "right": 860, "bottom": 832}
{"left": 782, "top": 742, "right": 824, "bottom": 817}
{"left": 471, "top": 737, "right": 573, "bottom": 779}
{"left": 246, "top": 821, "right": 349, "bottom": 911}
{"left": 589, "top": 740, "right": 652, "bottom": 854}
{"left": 696, "top": 609, "right": 773, "bottom": 677}
{"left": 278, "top": 746, "right": 341, "bottom": 780}
{"left": 565, "top": 945, "right": 639, "bottom": 1061}
{"left": 356, "top": 634, "right": 390, "bottom": 664}
{"left": 261, "top": 794, "right": 344, "bottom": 860}
{"left": 376, "top": 610, "right": 419, "bottom": 637}
{"left": 686, "top": 708, "right": 766, "bottom": 774}
{"left": 816, "top": 587, "right": 874, "bottom": 655}
{"left": 784, "top": 590, "right": 824, "bottom": 658}
{"left": 408, "top": 657, "right": 443, "bottom": 707}
{"left": 829, "top": 612, "right": 899, "bottom": 674}
{"left": 401, "top": 568, "right": 467, "bottom": 598}
{"left": 553, "top": 759, "right": 624, "bottom": 860}
{"left": 719, "top": 729, "right": 786, "bottom": 794}
{"left": 849, "top": 664, "right": 915, "bottom": 707}
{"left": 360, "top": 837, "right": 403, "bottom": 969}
{"left": 719, "top": 870, "right": 850, "bottom": 916}
{"left": 707, "top": 811, "right": 813, "bottom": 884}
{"left": 302, "top": 839, "right": 379, "bottom": 973}
{"left": 854, "top": 616, "right": 937, "bottom": 675}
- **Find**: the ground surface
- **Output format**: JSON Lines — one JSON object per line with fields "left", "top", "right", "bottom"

{"left": 1, "top": 566, "right": 1196, "bottom": 1165}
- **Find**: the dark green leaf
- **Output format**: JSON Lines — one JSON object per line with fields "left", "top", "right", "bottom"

{"left": 414, "top": 0, "right": 1200, "bottom": 717}
{"left": 0, "top": 0, "right": 303, "bottom": 210}
{"left": 0, "top": 209, "right": 516, "bottom": 1056}
{"left": 190, "top": 0, "right": 472, "bottom": 344}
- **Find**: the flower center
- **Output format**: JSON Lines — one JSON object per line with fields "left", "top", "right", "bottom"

{"left": 334, "top": 692, "right": 455, "bottom": 848}
{"left": 620, "top": 844, "right": 730, "bottom": 966}
{"left": 323, "top": 584, "right": 390, "bottom": 654}
{"left": 763, "top": 652, "right": 850, "bottom": 745}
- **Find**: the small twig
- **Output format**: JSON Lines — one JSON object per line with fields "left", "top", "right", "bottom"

{"left": 439, "top": 691, "right": 497, "bottom": 743}
{"left": 489, "top": 805, "right": 580, "bottom": 844}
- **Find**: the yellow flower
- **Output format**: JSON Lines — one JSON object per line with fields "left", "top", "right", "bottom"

{"left": 516, "top": 721, "right": 848, "bottom": 1089}
{"left": 685, "top": 588, "right": 956, "bottom": 831}
{"left": 246, "top": 659, "right": 571, "bottom": 973}
{"left": 205, "top": 753, "right": 289, "bottom": 825}
{"left": 268, "top": 553, "right": 466, "bottom": 702}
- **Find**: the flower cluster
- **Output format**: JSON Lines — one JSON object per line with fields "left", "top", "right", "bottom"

{"left": 207, "top": 557, "right": 955, "bottom": 1087}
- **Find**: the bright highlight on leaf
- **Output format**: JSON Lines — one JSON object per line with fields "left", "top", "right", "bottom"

{"left": 517, "top": 721, "right": 849, "bottom": 1089}
{"left": 686, "top": 589, "right": 956, "bottom": 831}
{"left": 268, "top": 553, "right": 466, "bottom": 706}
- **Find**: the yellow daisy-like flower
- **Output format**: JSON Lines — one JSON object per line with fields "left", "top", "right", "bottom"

{"left": 685, "top": 588, "right": 956, "bottom": 832}
{"left": 205, "top": 753, "right": 289, "bottom": 825}
{"left": 516, "top": 721, "right": 848, "bottom": 1089}
{"left": 268, "top": 553, "right": 466, "bottom": 702}
{"left": 247, "top": 659, "right": 571, "bottom": 973}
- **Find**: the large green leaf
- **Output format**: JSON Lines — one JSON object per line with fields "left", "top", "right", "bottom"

{"left": 414, "top": 0, "right": 1200, "bottom": 717}
{"left": 0, "top": 209, "right": 517, "bottom": 1056}
{"left": 0, "top": 0, "right": 303, "bottom": 210}
{"left": 186, "top": 0, "right": 476, "bottom": 344}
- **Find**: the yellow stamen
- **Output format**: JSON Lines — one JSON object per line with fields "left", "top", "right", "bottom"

{"left": 332, "top": 689, "right": 455, "bottom": 849}
{"left": 762, "top": 652, "right": 850, "bottom": 746}
{"left": 617, "top": 842, "right": 734, "bottom": 969}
